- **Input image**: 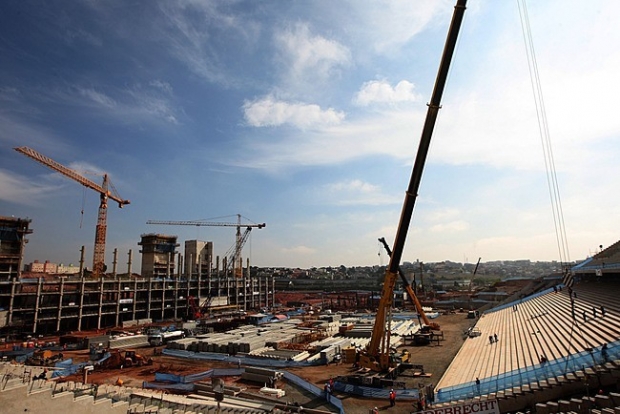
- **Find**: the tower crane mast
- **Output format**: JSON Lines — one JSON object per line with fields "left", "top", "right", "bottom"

{"left": 14, "top": 146, "right": 130, "bottom": 277}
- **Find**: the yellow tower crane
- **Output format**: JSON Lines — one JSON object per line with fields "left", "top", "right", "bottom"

{"left": 146, "top": 214, "right": 265, "bottom": 277}
{"left": 14, "top": 146, "right": 130, "bottom": 277}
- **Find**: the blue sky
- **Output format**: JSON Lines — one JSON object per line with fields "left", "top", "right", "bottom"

{"left": 1, "top": 1, "right": 619, "bottom": 271}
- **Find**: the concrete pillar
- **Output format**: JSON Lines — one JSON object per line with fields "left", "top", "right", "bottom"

{"left": 79, "top": 246, "right": 85, "bottom": 278}
{"left": 97, "top": 276, "right": 104, "bottom": 329}
{"left": 78, "top": 278, "right": 85, "bottom": 331}
{"left": 33, "top": 277, "right": 42, "bottom": 333}
{"left": 174, "top": 275, "right": 179, "bottom": 320}
{"left": 56, "top": 277, "right": 65, "bottom": 332}
{"left": 132, "top": 278, "right": 138, "bottom": 320}
{"left": 161, "top": 278, "right": 166, "bottom": 320}
{"left": 242, "top": 266, "right": 247, "bottom": 311}
{"left": 197, "top": 253, "right": 202, "bottom": 299}
{"left": 166, "top": 252, "right": 171, "bottom": 279}
{"left": 189, "top": 253, "right": 194, "bottom": 280}
{"left": 147, "top": 278, "right": 152, "bottom": 318}
{"left": 8, "top": 278, "right": 17, "bottom": 325}
{"left": 127, "top": 249, "right": 133, "bottom": 276}
{"left": 112, "top": 248, "right": 118, "bottom": 278}
{"left": 177, "top": 252, "right": 183, "bottom": 279}
{"left": 115, "top": 279, "right": 121, "bottom": 327}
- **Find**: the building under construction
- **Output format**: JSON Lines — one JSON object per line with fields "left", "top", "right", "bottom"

{"left": 0, "top": 217, "right": 275, "bottom": 337}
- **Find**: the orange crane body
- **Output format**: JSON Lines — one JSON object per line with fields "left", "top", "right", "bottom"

{"left": 14, "top": 146, "right": 129, "bottom": 277}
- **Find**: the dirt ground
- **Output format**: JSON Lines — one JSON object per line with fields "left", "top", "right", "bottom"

{"left": 57, "top": 312, "right": 474, "bottom": 414}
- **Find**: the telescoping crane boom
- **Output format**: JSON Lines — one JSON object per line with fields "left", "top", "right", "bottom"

{"left": 146, "top": 215, "right": 265, "bottom": 278}
{"left": 359, "top": 0, "right": 467, "bottom": 373}
{"left": 14, "top": 146, "right": 130, "bottom": 278}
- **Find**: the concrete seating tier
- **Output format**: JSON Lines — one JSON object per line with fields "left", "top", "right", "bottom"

{"left": 435, "top": 280, "right": 620, "bottom": 403}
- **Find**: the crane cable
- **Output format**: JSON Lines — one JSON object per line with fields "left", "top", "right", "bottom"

{"left": 517, "top": 0, "right": 571, "bottom": 272}
{"left": 517, "top": 1, "right": 592, "bottom": 368}
{"left": 80, "top": 187, "right": 86, "bottom": 228}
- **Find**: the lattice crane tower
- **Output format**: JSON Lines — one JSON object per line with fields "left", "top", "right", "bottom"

{"left": 15, "top": 146, "right": 130, "bottom": 277}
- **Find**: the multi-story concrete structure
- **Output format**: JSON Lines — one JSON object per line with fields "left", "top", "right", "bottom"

{"left": 0, "top": 216, "right": 32, "bottom": 281}
{"left": 138, "top": 233, "right": 179, "bottom": 278}
{"left": 184, "top": 240, "right": 213, "bottom": 278}
{"left": 0, "top": 222, "right": 274, "bottom": 337}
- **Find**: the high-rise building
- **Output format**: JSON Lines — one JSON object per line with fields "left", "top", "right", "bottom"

{"left": 0, "top": 216, "right": 32, "bottom": 280}
{"left": 138, "top": 233, "right": 179, "bottom": 278}
{"left": 184, "top": 240, "right": 213, "bottom": 277}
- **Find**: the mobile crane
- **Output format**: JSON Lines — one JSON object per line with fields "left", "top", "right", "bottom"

{"left": 358, "top": 0, "right": 467, "bottom": 373}
{"left": 378, "top": 237, "right": 440, "bottom": 331}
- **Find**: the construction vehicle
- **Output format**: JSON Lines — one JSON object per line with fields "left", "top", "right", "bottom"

{"left": 358, "top": 0, "right": 467, "bottom": 374}
{"left": 378, "top": 237, "right": 440, "bottom": 331}
{"left": 98, "top": 349, "right": 152, "bottom": 369}
{"left": 123, "top": 350, "right": 153, "bottom": 367}
{"left": 147, "top": 328, "right": 185, "bottom": 346}
{"left": 26, "top": 349, "right": 63, "bottom": 366}
{"left": 15, "top": 146, "right": 129, "bottom": 277}
{"left": 146, "top": 214, "right": 265, "bottom": 278}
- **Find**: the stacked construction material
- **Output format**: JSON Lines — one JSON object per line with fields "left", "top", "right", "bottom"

{"left": 241, "top": 366, "right": 282, "bottom": 386}
{"left": 167, "top": 319, "right": 310, "bottom": 355}
{"left": 108, "top": 334, "right": 150, "bottom": 349}
{"left": 194, "top": 382, "right": 245, "bottom": 397}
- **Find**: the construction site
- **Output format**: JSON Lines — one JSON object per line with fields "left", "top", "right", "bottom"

{"left": 3, "top": 2, "right": 620, "bottom": 413}
{"left": 2, "top": 148, "right": 620, "bottom": 413}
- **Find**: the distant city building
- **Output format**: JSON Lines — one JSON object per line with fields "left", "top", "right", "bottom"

{"left": 24, "top": 261, "right": 80, "bottom": 274}
{"left": 26, "top": 260, "right": 58, "bottom": 273}
{"left": 57, "top": 263, "right": 80, "bottom": 274}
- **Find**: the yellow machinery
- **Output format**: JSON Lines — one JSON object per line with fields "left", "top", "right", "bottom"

{"left": 359, "top": 0, "right": 467, "bottom": 372}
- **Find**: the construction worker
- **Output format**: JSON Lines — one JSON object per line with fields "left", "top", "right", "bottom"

{"left": 389, "top": 388, "right": 396, "bottom": 407}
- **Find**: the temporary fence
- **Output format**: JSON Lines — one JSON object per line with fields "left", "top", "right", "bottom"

{"left": 282, "top": 370, "right": 345, "bottom": 414}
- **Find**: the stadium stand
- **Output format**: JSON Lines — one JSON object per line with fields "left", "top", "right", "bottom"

{"left": 434, "top": 246, "right": 620, "bottom": 412}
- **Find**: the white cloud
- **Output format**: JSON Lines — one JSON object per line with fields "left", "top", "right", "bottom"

{"left": 149, "top": 80, "right": 173, "bottom": 95}
{"left": 322, "top": 179, "right": 400, "bottom": 206}
{"left": 0, "top": 169, "right": 62, "bottom": 206}
{"left": 243, "top": 96, "right": 344, "bottom": 129}
{"left": 354, "top": 80, "right": 418, "bottom": 106}
{"left": 281, "top": 245, "right": 316, "bottom": 255}
{"left": 74, "top": 84, "right": 179, "bottom": 125}
{"left": 275, "top": 22, "right": 351, "bottom": 88}
{"left": 78, "top": 88, "right": 117, "bottom": 108}
{"left": 327, "top": 179, "right": 379, "bottom": 194}
{"left": 341, "top": 1, "right": 452, "bottom": 54}
{"left": 429, "top": 220, "right": 470, "bottom": 233}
